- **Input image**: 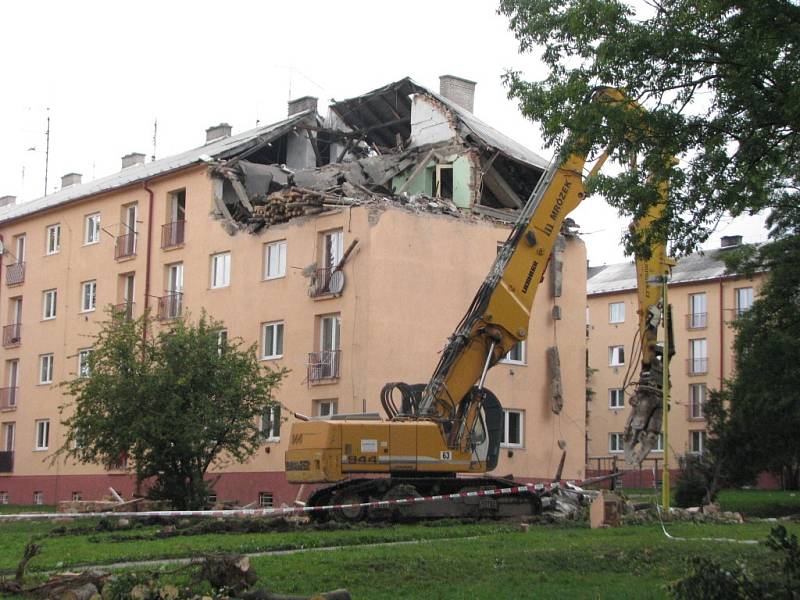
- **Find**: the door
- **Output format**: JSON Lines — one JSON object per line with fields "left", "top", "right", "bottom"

{"left": 12, "top": 298, "right": 22, "bottom": 325}
{"left": 170, "top": 192, "right": 186, "bottom": 222}
{"left": 320, "top": 315, "right": 341, "bottom": 378}
{"left": 167, "top": 264, "right": 184, "bottom": 317}
{"left": 124, "top": 204, "right": 138, "bottom": 253}
{"left": 124, "top": 274, "right": 135, "bottom": 303}
{"left": 15, "top": 235, "right": 25, "bottom": 263}
{"left": 689, "top": 293, "right": 706, "bottom": 328}
{"left": 690, "top": 339, "right": 707, "bottom": 373}
{"left": 323, "top": 230, "right": 343, "bottom": 270}
{"left": 2, "top": 423, "right": 13, "bottom": 452}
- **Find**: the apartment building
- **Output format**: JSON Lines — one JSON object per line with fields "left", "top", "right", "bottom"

{"left": 0, "top": 76, "right": 588, "bottom": 507}
{"left": 585, "top": 236, "right": 764, "bottom": 486}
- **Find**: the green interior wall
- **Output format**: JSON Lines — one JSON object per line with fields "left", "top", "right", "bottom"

{"left": 390, "top": 154, "right": 474, "bottom": 208}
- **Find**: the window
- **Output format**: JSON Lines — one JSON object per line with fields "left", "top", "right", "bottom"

{"left": 261, "top": 405, "right": 281, "bottom": 441}
{"left": 690, "top": 383, "right": 706, "bottom": 419}
{"left": 689, "top": 339, "right": 708, "bottom": 375}
{"left": 42, "top": 289, "right": 57, "bottom": 320}
{"left": 500, "top": 409, "right": 524, "bottom": 448}
{"left": 322, "top": 229, "right": 344, "bottom": 270}
{"left": 39, "top": 354, "right": 54, "bottom": 384}
{"left": 33, "top": 491, "right": 44, "bottom": 505}
{"left": 14, "top": 234, "right": 26, "bottom": 262}
{"left": 609, "top": 388, "right": 624, "bottom": 409}
{"left": 690, "top": 430, "right": 707, "bottom": 454}
{"left": 5, "top": 360, "right": 19, "bottom": 406}
{"left": 80, "top": 280, "right": 97, "bottom": 312}
{"left": 84, "top": 214, "right": 101, "bottom": 245}
{"left": 259, "top": 492, "right": 274, "bottom": 508}
{"left": 315, "top": 399, "right": 338, "bottom": 417}
{"left": 35, "top": 419, "right": 49, "bottom": 450}
{"left": 78, "top": 349, "right": 91, "bottom": 378}
{"left": 46, "top": 224, "right": 61, "bottom": 255}
{"left": 609, "top": 432, "right": 623, "bottom": 453}
{"left": 211, "top": 252, "right": 231, "bottom": 288}
{"left": 71, "top": 491, "right": 82, "bottom": 501}
{"left": 217, "top": 329, "right": 228, "bottom": 356}
{"left": 0, "top": 492, "right": 8, "bottom": 505}
{"left": 688, "top": 293, "right": 707, "bottom": 329}
{"left": 3, "top": 423, "right": 15, "bottom": 452}
{"left": 609, "top": 345, "right": 625, "bottom": 367}
{"left": 609, "top": 302, "right": 625, "bottom": 324}
{"left": 735, "top": 287, "right": 754, "bottom": 317}
{"left": 653, "top": 433, "right": 664, "bottom": 452}
{"left": 262, "top": 322, "right": 284, "bottom": 359}
{"left": 501, "top": 341, "right": 526, "bottom": 365}
{"left": 264, "top": 240, "right": 287, "bottom": 280}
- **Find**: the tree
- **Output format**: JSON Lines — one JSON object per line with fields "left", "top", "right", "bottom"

{"left": 60, "top": 311, "right": 286, "bottom": 509}
{"left": 705, "top": 209, "right": 800, "bottom": 490}
{"left": 498, "top": 0, "right": 800, "bottom": 255}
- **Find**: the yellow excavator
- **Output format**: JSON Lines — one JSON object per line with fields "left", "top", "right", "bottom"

{"left": 285, "top": 87, "right": 674, "bottom": 521}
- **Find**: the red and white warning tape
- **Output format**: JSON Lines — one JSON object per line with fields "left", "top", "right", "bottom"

{"left": 0, "top": 481, "right": 572, "bottom": 522}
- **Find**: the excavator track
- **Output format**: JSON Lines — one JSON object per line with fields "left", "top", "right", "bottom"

{"left": 307, "top": 476, "right": 542, "bottom": 523}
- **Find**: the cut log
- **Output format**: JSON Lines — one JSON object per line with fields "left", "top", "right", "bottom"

{"left": 60, "top": 582, "right": 98, "bottom": 600}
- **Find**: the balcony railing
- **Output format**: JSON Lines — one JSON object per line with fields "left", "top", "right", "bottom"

{"left": 687, "top": 357, "right": 708, "bottom": 375}
{"left": 308, "top": 267, "right": 338, "bottom": 298}
{"left": 686, "top": 312, "right": 708, "bottom": 329}
{"left": 2, "top": 324, "right": 21, "bottom": 348}
{"left": 0, "top": 451, "right": 13, "bottom": 473}
{"left": 115, "top": 233, "right": 137, "bottom": 259}
{"left": 161, "top": 220, "right": 186, "bottom": 249}
{"left": 113, "top": 301, "right": 135, "bottom": 320}
{"left": 158, "top": 292, "right": 183, "bottom": 320}
{"left": 308, "top": 350, "right": 341, "bottom": 382}
{"left": 0, "top": 387, "right": 18, "bottom": 410}
{"left": 5, "top": 262, "right": 25, "bottom": 286}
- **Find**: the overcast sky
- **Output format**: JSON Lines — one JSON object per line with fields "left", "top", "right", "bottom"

{"left": 1, "top": 1, "right": 768, "bottom": 265}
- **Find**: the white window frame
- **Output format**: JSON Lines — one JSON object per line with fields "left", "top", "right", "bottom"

{"left": 3, "top": 422, "right": 15, "bottom": 452}
{"left": 609, "top": 302, "right": 625, "bottom": 324}
{"left": 84, "top": 213, "right": 101, "bottom": 245}
{"left": 690, "top": 430, "right": 706, "bottom": 454}
{"left": 210, "top": 252, "right": 231, "bottom": 289}
{"left": 42, "top": 289, "right": 57, "bottom": 320}
{"left": 609, "top": 345, "right": 625, "bottom": 367}
{"left": 46, "top": 224, "right": 61, "bottom": 255}
{"left": 315, "top": 399, "right": 338, "bottom": 417}
{"left": 0, "top": 491, "right": 8, "bottom": 505}
{"left": 35, "top": 419, "right": 49, "bottom": 450}
{"left": 735, "top": 287, "right": 754, "bottom": 316}
{"left": 264, "top": 240, "right": 287, "bottom": 280}
{"left": 77, "top": 349, "right": 91, "bottom": 378}
{"left": 217, "top": 329, "right": 228, "bottom": 356}
{"left": 653, "top": 433, "right": 664, "bottom": 453}
{"left": 39, "top": 354, "right": 54, "bottom": 385}
{"left": 609, "top": 432, "right": 623, "bottom": 454}
{"left": 322, "top": 229, "right": 344, "bottom": 269}
{"left": 259, "top": 491, "right": 274, "bottom": 508}
{"left": 500, "top": 409, "right": 524, "bottom": 448}
{"left": 71, "top": 491, "right": 82, "bottom": 501}
{"left": 261, "top": 405, "right": 281, "bottom": 441}
{"left": 690, "top": 383, "right": 706, "bottom": 419}
{"left": 80, "top": 280, "right": 97, "bottom": 313}
{"left": 33, "top": 491, "right": 44, "bottom": 505}
{"left": 609, "top": 388, "right": 624, "bottom": 409}
{"left": 500, "top": 341, "right": 526, "bottom": 365}
{"left": 261, "top": 321, "right": 284, "bottom": 360}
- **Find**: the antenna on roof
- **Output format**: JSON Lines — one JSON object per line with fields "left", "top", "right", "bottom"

{"left": 43, "top": 108, "right": 51, "bottom": 197}
{"left": 152, "top": 118, "right": 158, "bottom": 161}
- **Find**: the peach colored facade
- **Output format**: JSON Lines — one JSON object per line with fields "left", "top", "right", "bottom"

{"left": 586, "top": 255, "right": 764, "bottom": 485}
{"left": 0, "top": 165, "right": 588, "bottom": 506}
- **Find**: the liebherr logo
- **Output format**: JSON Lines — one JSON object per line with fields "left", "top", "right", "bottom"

{"left": 521, "top": 259, "right": 540, "bottom": 294}
{"left": 549, "top": 180, "right": 572, "bottom": 222}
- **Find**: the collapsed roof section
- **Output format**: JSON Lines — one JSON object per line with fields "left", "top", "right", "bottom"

{"left": 212, "top": 77, "right": 551, "bottom": 233}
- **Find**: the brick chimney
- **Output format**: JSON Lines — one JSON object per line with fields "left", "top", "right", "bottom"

{"left": 61, "top": 172, "right": 82, "bottom": 188}
{"left": 288, "top": 96, "right": 318, "bottom": 117}
{"left": 121, "top": 153, "right": 146, "bottom": 169}
{"left": 720, "top": 235, "right": 743, "bottom": 248}
{"left": 439, "top": 75, "right": 477, "bottom": 113}
{"left": 0, "top": 195, "right": 16, "bottom": 208}
{"left": 206, "top": 123, "right": 232, "bottom": 143}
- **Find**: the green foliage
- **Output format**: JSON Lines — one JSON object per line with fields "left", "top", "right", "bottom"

{"left": 674, "top": 454, "right": 716, "bottom": 508}
{"left": 59, "top": 310, "right": 286, "bottom": 509}
{"left": 498, "top": 0, "right": 800, "bottom": 255}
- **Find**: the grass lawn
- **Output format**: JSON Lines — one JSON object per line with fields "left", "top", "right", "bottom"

{"left": 618, "top": 488, "right": 800, "bottom": 518}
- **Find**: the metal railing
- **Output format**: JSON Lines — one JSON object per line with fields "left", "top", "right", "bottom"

{"left": 113, "top": 301, "right": 135, "bottom": 320}
{"left": 308, "top": 267, "right": 335, "bottom": 297}
{"left": 586, "top": 455, "right": 666, "bottom": 490}
{"left": 5, "top": 262, "right": 25, "bottom": 286}
{"left": 115, "top": 233, "right": 137, "bottom": 259}
{"left": 687, "top": 357, "right": 709, "bottom": 375}
{"left": 0, "top": 451, "right": 13, "bottom": 473}
{"left": 308, "top": 350, "right": 341, "bottom": 382}
{"left": 161, "top": 220, "right": 186, "bottom": 249}
{"left": 0, "top": 387, "right": 18, "bottom": 410}
{"left": 686, "top": 312, "right": 707, "bottom": 329}
{"left": 2, "top": 324, "right": 21, "bottom": 348}
{"left": 158, "top": 292, "right": 183, "bottom": 320}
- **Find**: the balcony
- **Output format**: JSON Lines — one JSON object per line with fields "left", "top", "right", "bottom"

{"left": 0, "top": 387, "right": 18, "bottom": 410}
{"left": 161, "top": 220, "right": 186, "bottom": 249}
{"left": 308, "top": 267, "right": 343, "bottom": 298}
{"left": 686, "top": 312, "right": 707, "bottom": 329}
{"left": 2, "top": 324, "right": 21, "bottom": 348}
{"left": 687, "top": 357, "right": 708, "bottom": 376}
{"left": 308, "top": 350, "right": 341, "bottom": 383}
{"left": 5, "top": 262, "right": 25, "bottom": 286}
{"left": 158, "top": 292, "right": 183, "bottom": 320}
{"left": 113, "top": 301, "right": 135, "bottom": 320}
{"left": 114, "top": 233, "right": 137, "bottom": 260}
{"left": 0, "top": 451, "right": 12, "bottom": 473}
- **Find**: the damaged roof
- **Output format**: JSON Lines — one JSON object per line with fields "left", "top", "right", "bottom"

{"left": 330, "top": 77, "right": 549, "bottom": 170}
{"left": 587, "top": 247, "right": 757, "bottom": 295}
{"left": 0, "top": 110, "right": 315, "bottom": 225}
